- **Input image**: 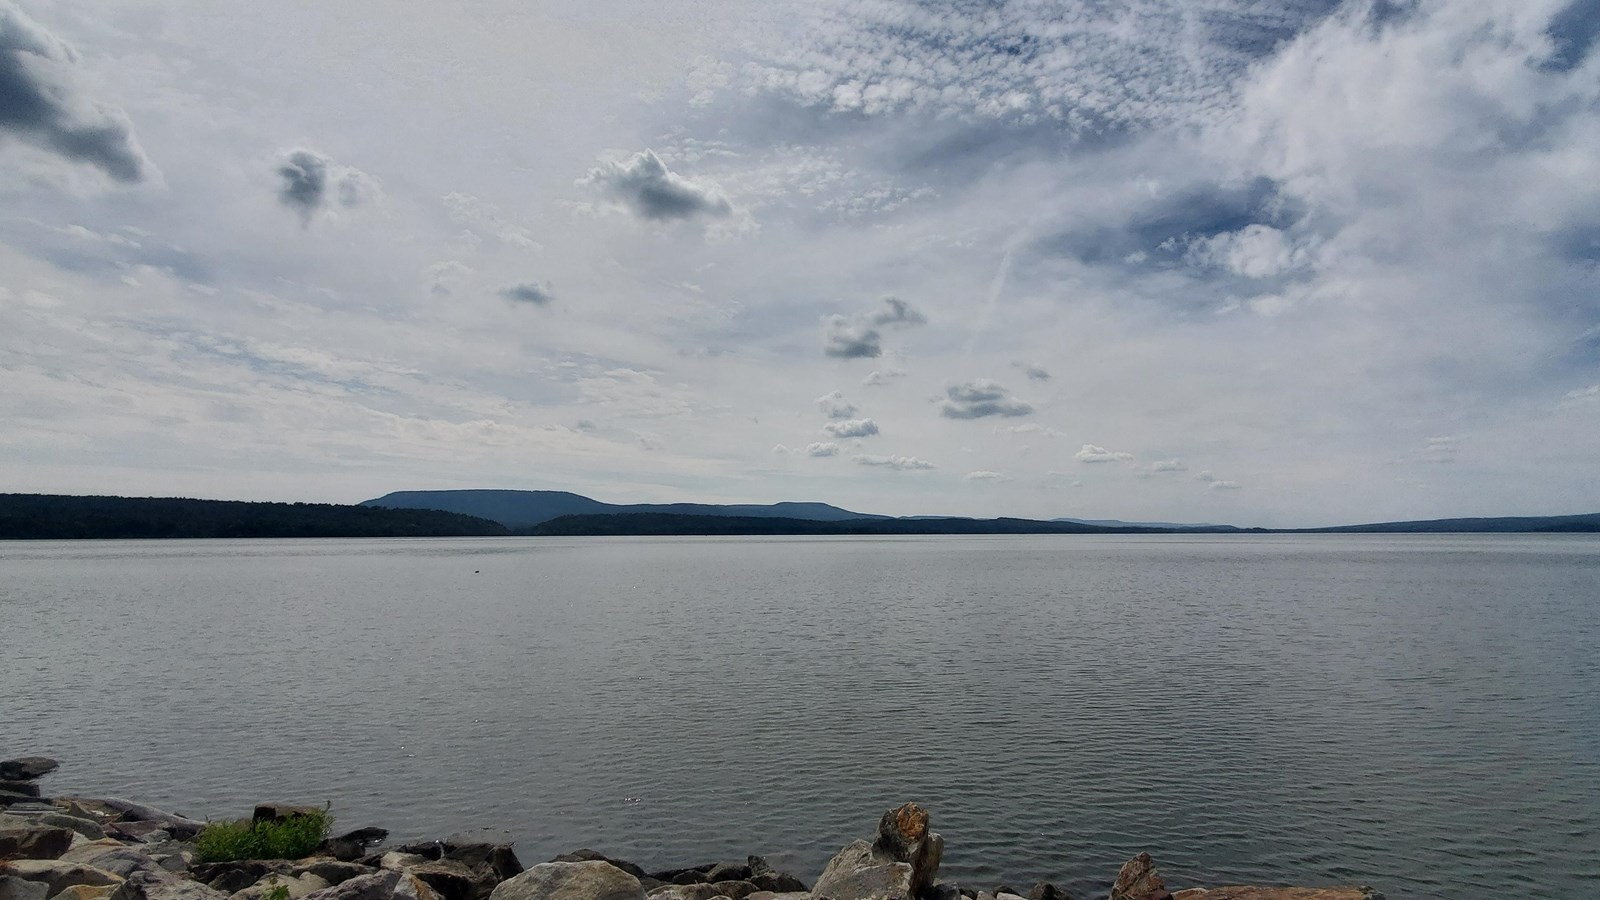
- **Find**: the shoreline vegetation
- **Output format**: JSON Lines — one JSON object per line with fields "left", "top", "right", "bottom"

{"left": 1, "top": 758, "right": 1383, "bottom": 900}
{"left": 2, "top": 492, "right": 1599, "bottom": 540}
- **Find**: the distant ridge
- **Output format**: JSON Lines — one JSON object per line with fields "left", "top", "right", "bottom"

{"left": 1298, "top": 512, "right": 1600, "bottom": 533}
{"left": 0, "top": 494, "right": 506, "bottom": 539}
{"left": 361, "top": 489, "right": 884, "bottom": 529}
{"left": 529, "top": 513, "right": 1245, "bottom": 536}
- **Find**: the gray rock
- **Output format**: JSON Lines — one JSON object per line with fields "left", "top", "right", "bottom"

{"left": 0, "top": 761, "right": 59, "bottom": 782}
{"left": 233, "top": 873, "right": 331, "bottom": 900}
{"left": 379, "top": 856, "right": 432, "bottom": 874}
{"left": 300, "top": 872, "right": 402, "bottom": 900}
{"left": 58, "top": 848, "right": 165, "bottom": 880}
{"left": 9, "top": 814, "right": 105, "bottom": 842}
{"left": 926, "top": 885, "right": 962, "bottom": 900}
{"left": 0, "top": 825, "right": 74, "bottom": 861}
{"left": 252, "top": 807, "right": 322, "bottom": 825}
{"left": 547, "top": 854, "right": 644, "bottom": 882}
{"left": 290, "top": 864, "right": 376, "bottom": 889}
{"left": 813, "top": 804, "right": 943, "bottom": 900}
{"left": 119, "top": 872, "right": 228, "bottom": 900}
{"left": 5, "top": 861, "right": 123, "bottom": 896}
{"left": 748, "top": 876, "right": 805, "bottom": 895}
{"left": 489, "top": 863, "right": 643, "bottom": 900}
{"left": 702, "top": 868, "right": 748, "bottom": 886}
{"left": 401, "top": 863, "right": 477, "bottom": 900}
{"left": 1027, "top": 885, "right": 1070, "bottom": 900}
{"left": 1108, "top": 855, "right": 1169, "bottom": 900}
{"left": 393, "top": 874, "right": 443, "bottom": 900}
{"left": 647, "top": 887, "right": 722, "bottom": 900}
{"left": 191, "top": 863, "right": 296, "bottom": 893}
{"left": 0, "top": 877, "right": 48, "bottom": 900}
{"left": 0, "top": 785, "right": 40, "bottom": 800}
{"left": 86, "top": 803, "right": 201, "bottom": 842}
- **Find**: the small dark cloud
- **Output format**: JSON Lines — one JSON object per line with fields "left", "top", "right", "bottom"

{"left": 823, "top": 315, "right": 882, "bottom": 358}
{"left": 941, "top": 380, "right": 1033, "bottom": 419}
{"left": 1014, "top": 361, "right": 1051, "bottom": 381}
{"left": 0, "top": 3, "right": 150, "bottom": 182}
{"left": 500, "top": 282, "right": 555, "bottom": 306}
{"left": 275, "top": 149, "right": 376, "bottom": 224}
{"left": 822, "top": 417, "right": 879, "bottom": 438}
{"left": 581, "top": 149, "right": 732, "bottom": 222}
{"left": 870, "top": 295, "right": 927, "bottom": 326}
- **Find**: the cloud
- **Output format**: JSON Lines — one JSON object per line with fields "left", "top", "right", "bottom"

{"left": 1150, "top": 459, "right": 1187, "bottom": 472}
{"left": 822, "top": 314, "right": 882, "bottom": 358}
{"left": 580, "top": 149, "right": 732, "bottom": 221}
{"left": 276, "top": 149, "right": 377, "bottom": 224}
{"left": 1188, "top": 224, "right": 1314, "bottom": 278}
{"left": 1564, "top": 384, "right": 1600, "bottom": 402}
{"left": 964, "top": 470, "right": 1005, "bottom": 481}
{"left": 998, "top": 423, "right": 1063, "bottom": 438}
{"left": 1195, "top": 471, "right": 1241, "bottom": 489}
{"left": 822, "top": 417, "right": 879, "bottom": 438}
{"left": 0, "top": 2, "right": 151, "bottom": 182}
{"left": 499, "top": 282, "right": 554, "bottom": 306}
{"left": 862, "top": 368, "right": 906, "bottom": 386}
{"left": 1419, "top": 436, "right": 1457, "bottom": 464}
{"left": 940, "top": 380, "right": 1033, "bottom": 419}
{"left": 855, "top": 453, "right": 935, "bottom": 470}
{"left": 423, "top": 261, "right": 472, "bottom": 298}
{"left": 1013, "top": 361, "right": 1051, "bottom": 381}
{"left": 869, "top": 295, "right": 927, "bottom": 326}
{"left": 1076, "top": 444, "right": 1134, "bottom": 463}
{"left": 805, "top": 441, "right": 839, "bottom": 457}
{"left": 816, "top": 389, "right": 859, "bottom": 418}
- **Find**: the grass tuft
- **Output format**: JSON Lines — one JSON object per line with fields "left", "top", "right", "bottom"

{"left": 194, "top": 807, "right": 332, "bottom": 862}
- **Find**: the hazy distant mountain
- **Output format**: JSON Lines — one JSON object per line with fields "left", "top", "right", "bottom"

{"left": 1301, "top": 513, "right": 1600, "bottom": 533}
{"left": 1054, "top": 517, "right": 1226, "bottom": 529}
{"left": 361, "top": 489, "right": 884, "bottom": 529}
{"left": 530, "top": 513, "right": 1223, "bottom": 536}
{"left": 0, "top": 494, "right": 506, "bottom": 539}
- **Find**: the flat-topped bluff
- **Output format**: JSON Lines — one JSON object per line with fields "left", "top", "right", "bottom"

{"left": 1, "top": 758, "right": 1381, "bottom": 900}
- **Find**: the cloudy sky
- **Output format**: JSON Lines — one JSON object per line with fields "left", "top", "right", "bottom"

{"left": 3, "top": 0, "right": 1598, "bottom": 526}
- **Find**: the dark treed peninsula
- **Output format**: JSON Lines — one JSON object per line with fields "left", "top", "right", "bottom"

{"left": 1, "top": 490, "right": 1599, "bottom": 538}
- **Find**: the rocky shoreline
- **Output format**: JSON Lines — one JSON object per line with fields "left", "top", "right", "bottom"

{"left": 2, "top": 758, "right": 1382, "bottom": 900}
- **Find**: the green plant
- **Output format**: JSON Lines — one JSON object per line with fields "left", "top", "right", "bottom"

{"left": 262, "top": 883, "right": 291, "bottom": 900}
{"left": 194, "top": 807, "right": 333, "bottom": 863}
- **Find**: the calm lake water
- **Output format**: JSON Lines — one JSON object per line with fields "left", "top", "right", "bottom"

{"left": 3, "top": 535, "right": 1598, "bottom": 898}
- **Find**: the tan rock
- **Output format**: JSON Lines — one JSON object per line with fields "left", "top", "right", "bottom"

{"left": 1109, "top": 854, "right": 1169, "bottom": 900}
{"left": 46, "top": 884, "right": 123, "bottom": 900}
{"left": 6, "top": 860, "right": 124, "bottom": 897}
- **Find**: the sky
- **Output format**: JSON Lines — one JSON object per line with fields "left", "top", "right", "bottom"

{"left": 2, "top": 0, "right": 1598, "bottom": 527}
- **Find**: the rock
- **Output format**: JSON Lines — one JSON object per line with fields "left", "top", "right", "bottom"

{"left": 703, "top": 868, "right": 748, "bottom": 886}
{"left": 85, "top": 803, "right": 200, "bottom": 843}
{"left": 995, "top": 894, "right": 1026, "bottom": 900}
{"left": 234, "top": 873, "right": 332, "bottom": 900}
{"left": 395, "top": 874, "right": 444, "bottom": 900}
{"left": 8, "top": 815, "right": 104, "bottom": 843}
{"left": 0, "top": 761, "right": 59, "bottom": 783}
{"left": 0, "top": 794, "right": 46, "bottom": 810}
{"left": 488, "top": 862, "right": 643, "bottom": 900}
{"left": 56, "top": 844, "right": 128, "bottom": 866}
{"left": 402, "top": 864, "right": 477, "bottom": 900}
{"left": 0, "top": 826, "right": 74, "bottom": 861}
{"left": 1157, "top": 885, "right": 1377, "bottom": 900}
{"left": 189, "top": 863, "right": 294, "bottom": 893}
{"left": 48, "top": 884, "right": 127, "bottom": 900}
{"left": 379, "top": 857, "right": 432, "bottom": 875}
{"left": 746, "top": 894, "right": 809, "bottom": 900}
{"left": 252, "top": 808, "right": 322, "bottom": 826}
{"left": 52, "top": 849, "right": 164, "bottom": 881}
{"left": 1028, "top": 884, "right": 1069, "bottom": 900}
{"left": 289, "top": 865, "right": 375, "bottom": 890}
{"left": 547, "top": 854, "right": 644, "bottom": 882}
{"left": 748, "top": 876, "right": 804, "bottom": 895}
{"left": 812, "top": 802, "right": 944, "bottom": 900}
{"left": 647, "top": 887, "right": 723, "bottom": 900}
{"left": 104, "top": 824, "right": 165, "bottom": 846}
{"left": 5, "top": 860, "right": 124, "bottom": 897}
{"left": 0, "top": 876, "right": 47, "bottom": 900}
{"left": 0, "top": 787, "right": 39, "bottom": 801}
{"left": 430, "top": 843, "right": 520, "bottom": 900}
{"left": 1109, "top": 855, "right": 1169, "bottom": 900}
{"left": 300, "top": 872, "right": 402, "bottom": 900}
{"left": 118, "top": 871, "right": 229, "bottom": 900}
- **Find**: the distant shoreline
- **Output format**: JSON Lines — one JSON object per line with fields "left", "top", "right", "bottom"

{"left": 3, "top": 493, "right": 1598, "bottom": 539}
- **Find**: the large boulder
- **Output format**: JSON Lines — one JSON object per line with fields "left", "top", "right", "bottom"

{"left": 290, "top": 863, "right": 376, "bottom": 888}
{"left": 301, "top": 872, "right": 403, "bottom": 900}
{"left": 5, "top": 860, "right": 123, "bottom": 897}
{"left": 547, "top": 854, "right": 644, "bottom": 882}
{"left": 0, "top": 761, "right": 58, "bottom": 783}
{"left": 1027, "top": 885, "right": 1069, "bottom": 900}
{"left": 402, "top": 862, "right": 478, "bottom": 900}
{"left": 49, "top": 884, "right": 129, "bottom": 900}
{"left": 118, "top": 871, "right": 229, "bottom": 900}
{"left": 0, "top": 876, "right": 47, "bottom": 900}
{"left": 812, "top": 804, "right": 943, "bottom": 900}
{"left": 187, "top": 862, "right": 294, "bottom": 894}
{"left": 1, "top": 813, "right": 103, "bottom": 843}
{"left": 83, "top": 803, "right": 200, "bottom": 843}
{"left": 0, "top": 826, "right": 74, "bottom": 861}
{"left": 489, "top": 862, "right": 643, "bottom": 900}
{"left": 0, "top": 787, "right": 38, "bottom": 802}
{"left": 1109, "top": 855, "right": 1169, "bottom": 900}
{"left": 321, "top": 830, "right": 390, "bottom": 864}
{"left": 234, "top": 873, "right": 333, "bottom": 900}
{"left": 51, "top": 848, "right": 164, "bottom": 881}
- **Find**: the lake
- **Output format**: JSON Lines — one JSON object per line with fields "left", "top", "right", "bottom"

{"left": 3, "top": 535, "right": 1597, "bottom": 898}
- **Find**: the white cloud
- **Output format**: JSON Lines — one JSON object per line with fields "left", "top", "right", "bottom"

{"left": 805, "top": 441, "right": 839, "bottom": 457}
{"left": 579, "top": 149, "right": 732, "bottom": 222}
{"left": 822, "top": 417, "right": 879, "bottom": 438}
{"left": 816, "top": 389, "right": 859, "bottom": 418}
{"left": 1150, "top": 459, "right": 1186, "bottom": 472}
{"left": 1076, "top": 444, "right": 1134, "bottom": 463}
{"left": 999, "top": 423, "right": 1064, "bottom": 438}
{"left": 855, "top": 453, "right": 935, "bottom": 471}
{"left": 869, "top": 295, "right": 926, "bottom": 326}
{"left": 964, "top": 470, "right": 1005, "bottom": 481}
{"left": 822, "top": 314, "right": 882, "bottom": 358}
{"left": 862, "top": 368, "right": 906, "bottom": 387}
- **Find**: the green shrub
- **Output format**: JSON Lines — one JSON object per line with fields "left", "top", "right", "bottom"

{"left": 194, "top": 807, "right": 332, "bottom": 862}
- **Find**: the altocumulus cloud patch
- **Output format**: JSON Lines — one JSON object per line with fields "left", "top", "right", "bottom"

{"left": 276, "top": 149, "right": 378, "bottom": 224}
{"left": 0, "top": 2, "right": 151, "bottom": 182}
{"left": 500, "top": 282, "right": 555, "bottom": 306}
